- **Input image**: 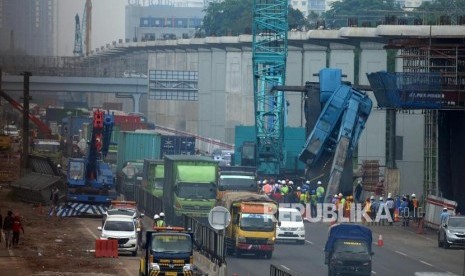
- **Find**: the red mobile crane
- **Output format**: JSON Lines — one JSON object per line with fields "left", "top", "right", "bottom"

{"left": 0, "top": 90, "right": 53, "bottom": 138}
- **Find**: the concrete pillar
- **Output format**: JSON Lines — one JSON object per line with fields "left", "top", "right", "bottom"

{"left": 358, "top": 42, "right": 387, "bottom": 86}
{"left": 286, "top": 46, "right": 304, "bottom": 127}
{"left": 132, "top": 93, "right": 141, "bottom": 113}
{"left": 329, "top": 43, "right": 355, "bottom": 84}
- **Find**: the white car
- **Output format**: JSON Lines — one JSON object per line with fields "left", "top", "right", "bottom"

{"left": 98, "top": 215, "right": 140, "bottom": 256}
{"left": 276, "top": 207, "right": 306, "bottom": 244}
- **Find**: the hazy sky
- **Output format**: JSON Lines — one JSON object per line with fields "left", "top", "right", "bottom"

{"left": 58, "top": 0, "right": 126, "bottom": 56}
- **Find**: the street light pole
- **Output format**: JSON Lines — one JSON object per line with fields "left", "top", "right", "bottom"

{"left": 21, "top": 71, "right": 32, "bottom": 169}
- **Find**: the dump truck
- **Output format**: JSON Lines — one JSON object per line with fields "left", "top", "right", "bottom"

{"left": 163, "top": 155, "right": 218, "bottom": 226}
{"left": 325, "top": 223, "right": 374, "bottom": 276}
{"left": 32, "top": 139, "right": 63, "bottom": 166}
{"left": 139, "top": 227, "right": 194, "bottom": 276}
{"left": 142, "top": 159, "right": 164, "bottom": 198}
{"left": 217, "top": 166, "right": 258, "bottom": 200}
{"left": 218, "top": 191, "right": 279, "bottom": 259}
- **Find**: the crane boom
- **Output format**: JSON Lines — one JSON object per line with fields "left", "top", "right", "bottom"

{"left": 0, "top": 90, "right": 52, "bottom": 138}
{"left": 252, "top": 0, "right": 288, "bottom": 176}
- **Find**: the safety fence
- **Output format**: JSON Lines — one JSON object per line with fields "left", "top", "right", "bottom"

{"left": 183, "top": 216, "right": 226, "bottom": 267}
{"left": 131, "top": 184, "right": 226, "bottom": 266}
{"left": 270, "top": 264, "right": 292, "bottom": 276}
{"left": 133, "top": 185, "right": 163, "bottom": 220}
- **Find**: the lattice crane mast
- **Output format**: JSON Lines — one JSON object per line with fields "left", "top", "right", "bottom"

{"left": 252, "top": 0, "right": 288, "bottom": 176}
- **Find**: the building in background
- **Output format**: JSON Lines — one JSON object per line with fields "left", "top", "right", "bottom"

{"left": 125, "top": 1, "right": 204, "bottom": 41}
{"left": 0, "top": 0, "right": 58, "bottom": 56}
{"left": 309, "top": 0, "right": 326, "bottom": 14}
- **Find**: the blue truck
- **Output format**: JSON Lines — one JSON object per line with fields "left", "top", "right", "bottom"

{"left": 324, "top": 223, "right": 373, "bottom": 276}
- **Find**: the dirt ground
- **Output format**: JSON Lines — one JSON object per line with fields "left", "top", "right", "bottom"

{"left": 0, "top": 185, "right": 122, "bottom": 275}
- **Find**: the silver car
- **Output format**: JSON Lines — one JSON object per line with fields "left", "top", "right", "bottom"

{"left": 438, "top": 215, "right": 465, "bottom": 249}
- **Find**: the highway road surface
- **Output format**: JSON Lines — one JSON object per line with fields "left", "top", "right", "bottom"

{"left": 226, "top": 222, "right": 465, "bottom": 276}
{"left": 79, "top": 216, "right": 465, "bottom": 276}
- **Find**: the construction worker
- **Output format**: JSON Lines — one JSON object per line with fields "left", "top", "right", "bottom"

{"left": 363, "top": 197, "right": 372, "bottom": 225}
{"left": 370, "top": 196, "right": 379, "bottom": 226}
{"left": 411, "top": 193, "right": 419, "bottom": 222}
{"left": 386, "top": 193, "right": 395, "bottom": 225}
{"left": 262, "top": 180, "right": 273, "bottom": 196}
{"left": 379, "top": 197, "right": 386, "bottom": 226}
{"left": 299, "top": 187, "right": 307, "bottom": 206}
{"left": 400, "top": 197, "right": 410, "bottom": 227}
{"left": 157, "top": 212, "right": 166, "bottom": 227}
{"left": 316, "top": 181, "right": 325, "bottom": 204}
{"left": 310, "top": 190, "right": 318, "bottom": 218}
{"left": 440, "top": 207, "right": 450, "bottom": 225}
{"left": 153, "top": 214, "right": 160, "bottom": 228}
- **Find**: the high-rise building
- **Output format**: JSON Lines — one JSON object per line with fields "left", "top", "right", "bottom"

{"left": 126, "top": 1, "right": 204, "bottom": 41}
{"left": 0, "top": 0, "right": 58, "bottom": 56}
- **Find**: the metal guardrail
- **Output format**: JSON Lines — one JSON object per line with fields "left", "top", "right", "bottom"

{"left": 183, "top": 216, "right": 226, "bottom": 267}
{"left": 130, "top": 184, "right": 226, "bottom": 266}
{"left": 270, "top": 264, "right": 292, "bottom": 276}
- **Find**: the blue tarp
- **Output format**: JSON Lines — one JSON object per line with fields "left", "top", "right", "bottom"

{"left": 324, "top": 223, "right": 373, "bottom": 252}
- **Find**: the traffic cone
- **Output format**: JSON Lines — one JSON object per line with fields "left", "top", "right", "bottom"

{"left": 377, "top": 234, "right": 384, "bottom": 247}
{"left": 394, "top": 209, "right": 400, "bottom": 222}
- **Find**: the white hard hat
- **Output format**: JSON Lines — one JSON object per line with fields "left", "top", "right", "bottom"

{"left": 305, "top": 180, "right": 310, "bottom": 184}
{"left": 338, "top": 193, "right": 343, "bottom": 197}
{"left": 317, "top": 181, "right": 322, "bottom": 185}
{"left": 289, "top": 181, "right": 294, "bottom": 185}
{"left": 159, "top": 212, "right": 165, "bottom": 217}
{"left": 281, "top": 180, "right": 286, "bottom": 184}
{"left": 370, "top": 195, "right": 375, "bottom": 200}
{"left": 411, "top": 193, "right": 416, "bottom": 198}
{"left": 443, "top": 207, "right": 448, "bottom": 211}
{"left": 154, "top": 214, "right": 160, "bottom": 220}
{"left": 388, "top": 193, "right": 392, "bottom": 198}
{"left": 297, "top": 187, "right": 301, "bottom": 190}
{"left": 334, "top": 194, "right": 338, "bottom": 198}
{"left": 379, "top": 197, "right": 384, "bottom": 201}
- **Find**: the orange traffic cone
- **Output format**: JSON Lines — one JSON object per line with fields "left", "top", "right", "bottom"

{"left": 394, "top": 209, "right": 400, "bottom": 222}
{"left": 377, "top": 234, "right": 384, "bottom": 247}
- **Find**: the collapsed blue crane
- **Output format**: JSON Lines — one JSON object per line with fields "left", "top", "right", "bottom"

{"left": 299, "top": 69, "right": 372, "bottom": 201}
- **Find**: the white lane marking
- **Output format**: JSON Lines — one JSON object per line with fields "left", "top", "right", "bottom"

{"left": 280, "top": 265, "right": 291, "bottom": 271}
{"left": 82, "top": 222, "right": 99, "bottom": 240}
{"left": 395, "top": 250, "right": 407, "bottom": 256}
{"left": 419, "top": 260, "right": 433, "bottom": 267}
{"left": 306, "top": 240, "right": 313, "bottom": 245}
{"left": 371, "top": 271, "right": 377, "bottom": 274}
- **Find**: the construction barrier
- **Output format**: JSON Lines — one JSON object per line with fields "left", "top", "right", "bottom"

{"left": 270, "top": 264, "right": 292, "bottom": 276}
{"left": 424, "top": 195, "right": 457, "bottom": 230}
{"left": 95, "top": 239, "right": 118, "bottom": 258}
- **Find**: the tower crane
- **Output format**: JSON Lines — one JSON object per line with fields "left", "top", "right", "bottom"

{"left": 73, "top": 0, "right": 92, "bottom": 56}
{"left": 252, "top": 0, "right": 288, "bottom": 176}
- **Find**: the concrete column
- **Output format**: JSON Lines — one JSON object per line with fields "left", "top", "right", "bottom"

{"left": 329, "top": 43, "right": 355, "bottom": 84}
{"left": 286, "top": 46, "right": 304, "bottom": 127}
{"left": 358, "top": 42, "right": 387, "bottom": 86}
{"left": 132, "top": 93, "right": 141, "bottom": 113}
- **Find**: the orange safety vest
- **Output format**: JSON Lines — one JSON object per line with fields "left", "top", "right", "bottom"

{"left": 412, "top": 198, "right": 419, "bottom": 209}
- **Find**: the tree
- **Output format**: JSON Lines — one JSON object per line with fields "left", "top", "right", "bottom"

{"left": 203, "top": 0, "right": 253, "bottom": 36}
{"left": 416, "top": 0, "right": 465, "bottom": 24}
{"left": 202, "top": 0, "right": 310, "bottom": 36}
{"left": 289, "top": 6, "right": 308, "bottom": 30}
{"left": 323, "top": 0, "right": 401, "bottom": 28}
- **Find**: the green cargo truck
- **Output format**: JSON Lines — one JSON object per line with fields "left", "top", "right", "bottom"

{"left": 142, "top": 159, "right": 164, "bottom": 198}
{"left": 163, "top": 155, "right": 218, "bottom": 226}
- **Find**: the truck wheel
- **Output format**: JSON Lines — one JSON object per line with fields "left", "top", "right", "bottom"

{"left": 265, "top": 251, "right": 272, "bottom": 259}
{"left": 443, "top": 236, "right": 450, "bottom": 249}
{"left": 437, "top": 233, "right": 443, "bottom": 247}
